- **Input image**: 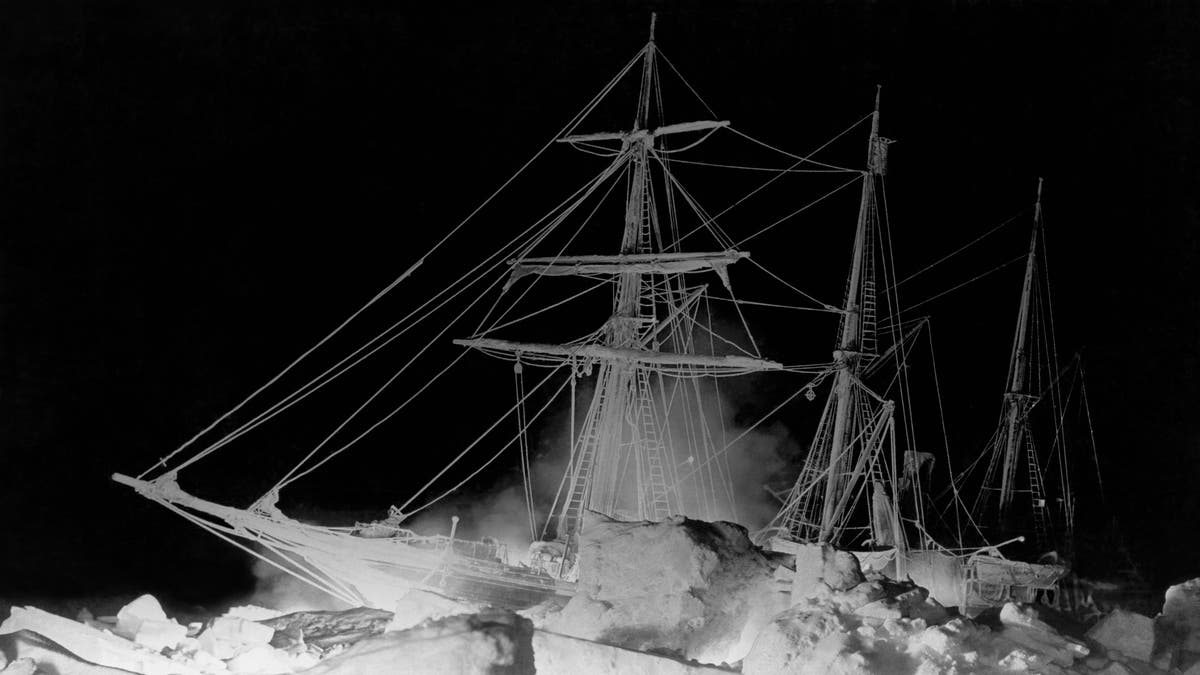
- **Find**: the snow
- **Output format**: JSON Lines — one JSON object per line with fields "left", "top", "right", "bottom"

{"left": 546, "top": 511, "right": 789, "bottom": 665}
{"left": 777, "top": 541, "right": 866, "bottom": 601}
{"left": 743, "top": 571, "right": 1094, "bottom": 674}
{"left": 197, "top": 616, "right": 276, "bottom": 659}
{"left": 997, "top": 602, "right": 1089, "bottom": 668}
{"left": 1164, "top": 578, "right": 1200, "bottom": 652}
{"left": 3, "top": 533, "right": 1199, "bottom": 674}
{"left": 386, "top": 588, "right": 482, "bottom": 633}
{"left": 134, "top": 618, "right": 189, "bottom": 652}
{"left": 531, "top": 629, "right": 736, "bottom": 674}
{"left": 114, "top": 594, "right": 168, "bottom": 641}
{"left": 224, "top": 606, "right": 286, "bottom": 622}
{"left": 0, "top": 605, "right": 205, "bottom": 675}
{"left": 1086, "top": 609, "right": 1156, "bottom": 662}
{"left": 226, "top": 645, "right": 296, "bottom": 675}
{"left": 0, "top": 658, "right": 35, "bottom": 675}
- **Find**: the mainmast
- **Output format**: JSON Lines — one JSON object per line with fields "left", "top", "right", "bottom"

{"left": 996, "top": 178, "right": 1043, "bottom": 522}
{"left": 817, "top": 88, "right": 886, "bottom": 542}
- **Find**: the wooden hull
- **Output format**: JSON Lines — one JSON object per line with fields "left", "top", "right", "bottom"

{"left": 112, "top": 473, "right": 574, "bottom": 611}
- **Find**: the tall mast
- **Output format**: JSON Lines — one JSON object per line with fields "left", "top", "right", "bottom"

{"left": 576, "top": 13, "right": 662, "bottom": 521}
{"left": 817, "top": 88, "right": 884, "bottom": 542}
{"left": 997, "top": 178, "right": 1043, "bottom": 520}
{"left": 518, "top": 14, "right": 738, "bottom": 545}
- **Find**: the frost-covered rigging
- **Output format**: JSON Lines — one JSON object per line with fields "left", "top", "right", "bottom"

{"left": 110, "top": 16, "right": 1098, "bottom": 616}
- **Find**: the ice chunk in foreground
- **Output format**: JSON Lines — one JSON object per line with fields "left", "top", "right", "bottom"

{"left": 1086, "top": 609, "right": 1155, "bottom": 663}
{"left": 115, "top": 595, "right": 169, "bottom": 641}
{"left": 547, "top": 512, "right": 788, "bottom": 665}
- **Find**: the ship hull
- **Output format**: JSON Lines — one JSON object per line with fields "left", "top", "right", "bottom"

{"left": 112, "top": 473, "right": 574, "bottom": 611}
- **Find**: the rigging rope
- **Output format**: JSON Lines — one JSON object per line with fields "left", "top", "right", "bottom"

{"left": 877, "top": 179, "right": 923, "bottom": 546}
{"left": 655, "top": 49, "right": 718, "bottom": 118}
{"left": 514, "top": 359, "right": 537, "bottom": 541}
{"left": 667, "top": 372, "right": 830, "bottom": 491}
{"left": 650, "top": 153, "right": 737, "bottom": 249}
{"left": 1080, "top": 371, "right": 1106, "bottom": 505}
{"left": 475, "top": 277, "right": 614, "bottom": 337}
{"left": 471, "top": 151, "right": 632, "bottom": 336}
{"left": 727, "top": 126, "right": 861, "bottom": 172}
{"left": 747, "top": 258, "right": 839, "bottom": 311}
{"left": 142, "top": 46, "right": 645, "bottom": 480}
{"left": 705, "top": 296, "right": 841, "bottom": 313}
{"left": 153, "top": 151, "right": 631, "bottom": 478}
{"left": 669, "top": 111, "right": 874, "bottom": 248}
{"left": 660, "top": 157, "right": 859, "bottom": 173}
{"left": 886, "top": 211, "right": 1025, "bottom": 291}
{"left": 926, "top": 322, "right": 988, "bottom": 545}
{"left": 898, "top": 253, "right": 1026, "bottom": 316}
{"left": 734, "top": 173, "right": 864, "bottom": 247}
{"left": 541, "top": 370, "right": 578, "bottom": 540}
{"left": 272, "top": 154, "right": 634, "bottom": 493}
{"left": 399, "top": 364, "right": 571, "bottom": 515}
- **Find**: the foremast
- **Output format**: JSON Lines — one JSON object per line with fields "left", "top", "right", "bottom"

{"left": 455, "top": 15, "right": 775, "bottom": 554}
{"left": 590, "top": 12, "right": 664, "bottom": 524}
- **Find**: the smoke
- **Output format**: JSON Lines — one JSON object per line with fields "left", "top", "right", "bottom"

{"left": 660, "top": 378, "right": 801, "bottom": 531}
{"left": 525, "top": 372, "right": 801, "bottom": 535}
{"left": 396, "top": 481, "right": 558, "bottom": 565}
{"left": 721, "top": 416, "right": 801, "bottom": 530}
{"left": 245, "top": 547, "right": 351, "bottom": 614}
{"left": 237, "top": 377, "right": 802, "bottom": 614}
{"left": 666, "top": 313, "right": 806, "bottom": 531}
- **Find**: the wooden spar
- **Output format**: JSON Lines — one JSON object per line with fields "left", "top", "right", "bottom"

{"left": 513, "top": 250, "right": 747, "bottom": 265}
{"left": 546, "top": 15, "right": 745, "bottom": 541}
{"left": 114, "top": 473, "right": 260, "bottom": 524}
{"left": 508, "top": 251, "right": 748, "bottom": 284}
{"left": 558, "top": 120, "right": 729, "bottom": 145}
{"left": 825, "top": 402, "right": 895, "bottom": 534}
{"left": 997, "top": 178, "right": 1043, "bottom": 519}
{"left": 817, "top": 89, "right": 882, "bottom": 543}
{"left": 453, "top": 338, "right": 784, "bottom": 371}
{"left": 644, "top": 286, "right": 706, "bottom": 346}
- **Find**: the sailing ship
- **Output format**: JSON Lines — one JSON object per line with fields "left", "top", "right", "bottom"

{"left": 113, "top": 16, "right": 851, "bottom": 610}
{"left": 112, "top": 16, "right": 1095, "bottom": 616}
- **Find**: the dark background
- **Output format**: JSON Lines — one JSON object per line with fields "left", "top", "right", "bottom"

{"left": 1, "top": 0, "right": 1197, "bottom": 611}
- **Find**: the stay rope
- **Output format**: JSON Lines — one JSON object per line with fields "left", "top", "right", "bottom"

{"left": 887, "top": 210, "right": 1025, "bottom": 291}
{"left": 514, "top": 359, "right": 537, "bottom": 541}
{"left": 670, "top": 112, "right": 873, "bottom": 249}
{"left": 271, "top": 153, "right": 633, "bottom": 494}
{"left": 142, "top": 46, "right": 646, "bottom": 480}
{"left": 168, "top": 150, "right": 632, "bottom": 479}
{"left": 402, "top": 368, "right": 574, "bottom": 519}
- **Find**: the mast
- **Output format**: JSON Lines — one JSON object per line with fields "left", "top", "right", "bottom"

{"left": 588, "top": 13, "right": 660, "bottom": 521}
{"left": 996, "top": 178, "right": 1043, "bottom": 521}
{"left": 447, "top": 13, "right": 734, "bottom": 548}
{"left": 817, "top": 88, "right": 884, "bottom": 542}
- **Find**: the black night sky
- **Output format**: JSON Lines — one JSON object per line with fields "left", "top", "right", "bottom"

{"left": 1, "top": 1, "right": 1197, "bottom": 612}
